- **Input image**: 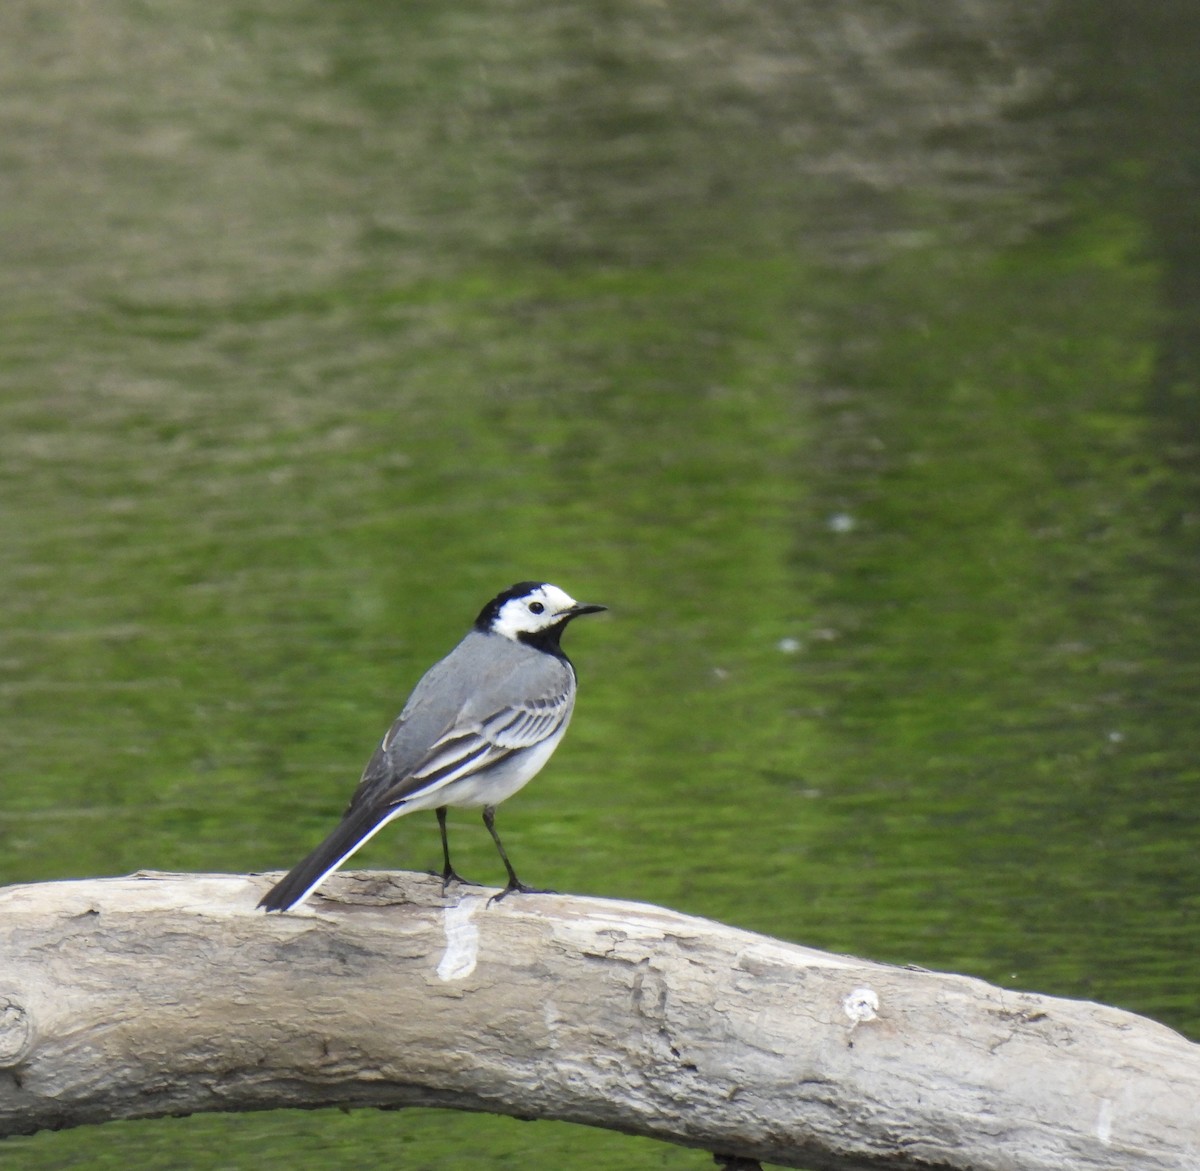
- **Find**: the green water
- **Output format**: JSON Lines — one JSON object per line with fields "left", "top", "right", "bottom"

{"left": 2, "top": 1, "right": 1197, "bottom": 1167}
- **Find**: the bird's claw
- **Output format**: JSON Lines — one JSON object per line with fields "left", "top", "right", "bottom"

{"left": 487, "top": 881, "right": 553, "bottom": 907}
{"left": 439, "top": 868, "right": 481, "bottom": 893}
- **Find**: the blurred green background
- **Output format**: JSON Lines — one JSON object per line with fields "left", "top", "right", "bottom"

{"left": 2, "top": 1, "right": 1197, "bottom": 1168}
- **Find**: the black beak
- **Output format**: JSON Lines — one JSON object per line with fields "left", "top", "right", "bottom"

{"left": 568, "top": 602, "right": 607, "bottom": 617}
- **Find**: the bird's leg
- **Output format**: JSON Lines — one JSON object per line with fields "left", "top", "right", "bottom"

{"left": 483, "top": 804, "right": 551, "bottom": 903}
{"left": 437, "top": 806, "right": 478, "bottom": 890}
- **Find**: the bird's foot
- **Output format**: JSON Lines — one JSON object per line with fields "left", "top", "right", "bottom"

{"left": 438, "top": 867, "right": 481, "bottom": 893}
{"left": 487, "top": 880, "right": 553, "bottom": 906}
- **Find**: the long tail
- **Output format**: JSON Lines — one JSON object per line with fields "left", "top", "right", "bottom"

{"left": 258, "top": 800, "right": 406, "bottom": 912}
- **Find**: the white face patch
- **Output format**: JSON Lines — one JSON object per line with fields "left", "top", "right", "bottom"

{"left": 491, "top": 584, "right": 579, "bottom": 641}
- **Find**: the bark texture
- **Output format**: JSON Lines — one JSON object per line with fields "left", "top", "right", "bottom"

{"left": 0, "top": 870, "right": 1196, "bottom": 1170}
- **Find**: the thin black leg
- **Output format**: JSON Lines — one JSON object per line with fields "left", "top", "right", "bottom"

{"left": 483, "top": 805, "right": 550, "bottom": 903}
{"left": 436, "top": 806, "right": 477, "bottom": 890}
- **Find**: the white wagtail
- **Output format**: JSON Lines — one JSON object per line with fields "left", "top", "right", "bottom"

{"left": 258, "top": 581, "right": 605, "bottom": 911}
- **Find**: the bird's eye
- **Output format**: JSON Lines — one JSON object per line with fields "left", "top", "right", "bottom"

{"left": 529, "top": 601, "right": 545, "bottom": 614}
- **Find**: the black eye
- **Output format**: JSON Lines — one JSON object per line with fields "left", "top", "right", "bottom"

{"left": 529, "top": 601, "right": 545, "bottom": 614}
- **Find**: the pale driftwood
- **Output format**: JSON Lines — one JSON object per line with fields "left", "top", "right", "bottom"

{"left": 0, "top": 872, "right": 1196, "bottom": 1170}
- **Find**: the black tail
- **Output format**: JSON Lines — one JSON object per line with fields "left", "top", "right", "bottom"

{"left": 258, "top": 801, "right": 400, "bottom": 912}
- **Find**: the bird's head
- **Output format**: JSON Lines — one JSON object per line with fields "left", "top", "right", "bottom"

{"left": 476, "top": 582, "right": 606, "bottom": 646}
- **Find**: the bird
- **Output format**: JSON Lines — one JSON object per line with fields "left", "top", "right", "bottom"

{"left": 258, "top": 581, "right": 605, "bottom": 912}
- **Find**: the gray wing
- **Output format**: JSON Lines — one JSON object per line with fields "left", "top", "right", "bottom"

{"left": 347, "top": 632, "right": 575, "bottom": 812}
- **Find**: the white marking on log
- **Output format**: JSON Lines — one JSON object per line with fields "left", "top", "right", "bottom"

{"left": 437, "top": 898, "right": 482, "bottom": 981}
{"left": 844, "top": 987, "right": 880, "bottom": 1024}
{"left": 844, "top": 986, "right": 880, "bottom": 1042}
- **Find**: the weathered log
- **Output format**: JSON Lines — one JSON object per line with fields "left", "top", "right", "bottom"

{"left": 0, "top": 871, "right": 1196, "bottom": 1169}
